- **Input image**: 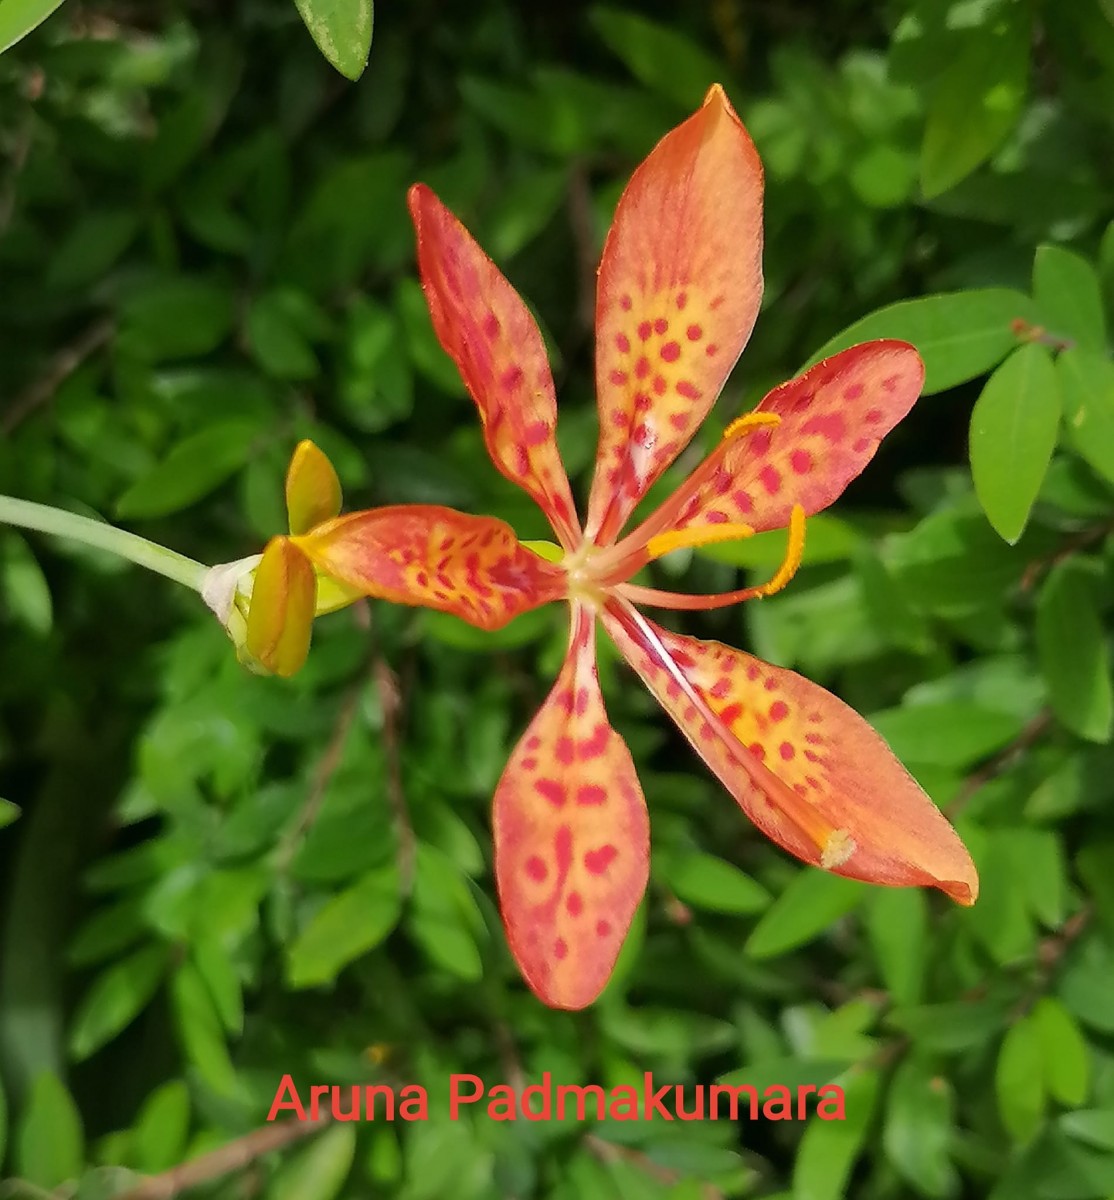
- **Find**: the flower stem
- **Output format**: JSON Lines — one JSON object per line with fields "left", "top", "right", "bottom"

{"left": 0, "top": 494, "right": 208, "bottom": 592}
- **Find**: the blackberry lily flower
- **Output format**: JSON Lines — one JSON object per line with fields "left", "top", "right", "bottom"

{"left": 240, "top": 85, "right": 978, "bottom": 1010}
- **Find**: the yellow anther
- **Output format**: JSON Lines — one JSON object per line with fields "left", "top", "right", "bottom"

{"left": 646, "top": 521, "right": 756, "bottom": 561}
{"left": 820, "top": 828, "right": 857, "bottom": 870}
{"left": 723, "top": 411, "right": 782, "bottom": 440}
{"left": 750, "top": 503, "right": 806, "bottom": 598}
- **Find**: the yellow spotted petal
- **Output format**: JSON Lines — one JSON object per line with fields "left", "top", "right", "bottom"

{"left": 295, "top": 504, "right": 566, "bottom": 632}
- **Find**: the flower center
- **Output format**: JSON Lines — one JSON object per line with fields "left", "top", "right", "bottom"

{"left": 561, "top": 540, "right": 612, "bottom": 604}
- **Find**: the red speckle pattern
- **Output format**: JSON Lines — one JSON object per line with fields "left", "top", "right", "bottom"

{"left": 494, "top": 604, "right": 649, "bottom": 1009}
{"left": 300, "top": 505, "right": 565, "bottom": 632}
{"left": 622, "top": 342, "right": 925, "bottom": 550}
{"left": 600, "top": 604, "right": 978, "bottom": 904}
{"left": 408, "top": 184, "right": 578, "bottom": 545}
{"left": 585, "top": 87, "right": 764, "bottom": 545}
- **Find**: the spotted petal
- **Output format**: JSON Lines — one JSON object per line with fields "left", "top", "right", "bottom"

{"left": 494, "top": 604, "right": 650, "bottom": 1009}
{"left": 586, "top": 84, "right": 764, "bottom": 546}
{"left": 407, "top": 184, "right": 579, "bottom": 547}
{"left": 294, "top": 505, "right": 565, "bottom": 631}
{"left": 602, "top": 600, "right": 977, "bottom": 904}
{"left": 623, "top": 342, "right": 924, "bottom": 555}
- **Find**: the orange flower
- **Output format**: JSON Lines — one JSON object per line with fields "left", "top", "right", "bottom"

{"left": 242, "top": 85, "right": 977, "bottom": 1010}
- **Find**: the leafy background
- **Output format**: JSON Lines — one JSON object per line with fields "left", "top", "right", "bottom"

{"left": 1, "top": 0, "right": 1113, "bottom": 1196}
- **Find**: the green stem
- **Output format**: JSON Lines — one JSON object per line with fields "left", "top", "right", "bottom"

{"left": 0, "top": 495, "right": 207, "bottom": 592}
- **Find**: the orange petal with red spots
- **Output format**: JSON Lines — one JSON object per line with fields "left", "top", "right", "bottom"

{"left": 246, "top": 536, "right": 316, "bottom": 678}
{"left": 602, "top": 600, "right": 977, "bottom": 905}
{"left": 586, "top": 84, "right": 764, "bottom": 546}
{"left": 285, "top": 439, "right": 342, "bottom": 536}
{"left": 623, "top": 342, "right": 924, "bottom": 556}
{"left": 295, "top": 505, "right": 566, "bottom": 632}
{"left": 407, "top": 184, "right": 579, "bottom": 548}
{"left": 494, "top": 604, "right": 650, "bottom": 1009}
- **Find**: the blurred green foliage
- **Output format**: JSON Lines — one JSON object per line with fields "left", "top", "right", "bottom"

{"left": 1, "top": 0, "right": 1114, "bottom": 1197}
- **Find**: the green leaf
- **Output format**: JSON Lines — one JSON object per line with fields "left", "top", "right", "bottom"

{"left": 395, "top": 278, "right": 468, "bottom": 396}
{"left": 970, "top": 343, "right": 1060, "bottom": 543}
{"left": 0, "top": 798, "right": 20, "bottom": 828}
{"left": 1059, "top": 936, "right": 1114, "bottom": 1033}
{"left": 115, "top": 420, "right": 261, "bottom": 519}
{"left": 920, "top": 6, "right": 1030, "bottom": 197}
{"left": 1, "top": 533, "right": 53, "bottom": 635}
{"left": 119, "top": 276, "right": 236, "bottom": 361}
{"left": 883, "top": 1057, "right": 958, "bottom": 1198}
{"left": 286, "top": 867, "right": 401, "bottom": 988}
{"left": 422, "top": 606, "right": 554, "bottom": 653}
{"left": 1033, "top": 245, "right": 1108, "bottom": 351}
{"left": 339, "top": 300, "right": 414, "bottom": 433}
{"left": 0, "top": 0, "right": 66, "bottom": 53}
{"left": 272, "top": 1125, "right": 357, "bottom": 1200}
{"left": 408, "top": 845, "right": 486, "bottom": 982}
{"left": 869, "top": 702, "right": 1023, "bottom": 768}
{"left": 141, "top": 43, "right": 242, "bottom": 193}
{"left": 1033, "top": 997, "right": 1090, "bottom": 1108}
{"left": 69, "top": 945, "right": 168, "bottom": 1061}
{"left": 590, "top": 7, "right": 726, "bottom": 109}
{"left": 1002, "top": 828, "right": 1068, "bottom": 929}
{"left": 246, "top": 291, "right": 320, "bottom": 381}
{"left": 294, "top": 0, "right": 373, "bottom": 81}
{"left": 792, "top": 1069, "right": 881, "bottom": 1200}
{"left": 1058, "top": 347, "right": 1114, "bottom": 485}
{"left": 192, "top": 936, "right": 244, "bottom": 1035}
{"left": 807, "top": 289, "right": 1032, "bottom": 395}
{"left": 482, "top": 166, "right": 568, "bottom": 260}
{"left": 600, "top": 1004, "right": 737, "bottom": 1059}
{"left": 745, "top": 870, "right": 866, "bottom": 959}
{"left": 699, "top": 513, "right": 862, "bottom": 569}
{"left": 718, "top": 1058, "right": 853, "bottom": 1094}
{"left": 663, "top": 853, "right": 771, "bottom": 915}
{"left": 856, "top": 545, "right": 932, "bottom": 653}
{"left": 133, "top": 1080, "right": 190, "bottom": 1173}
{"left": 885, "top": 498, "right": 1043, "bottom": 617}
{"left": 1060, "top": 1110, "right": 1114, "bottom": 1151}
{"left": 1036, "top": 561, "right": 1114, "bottom": 743}
{"left": 961, "top": 831, "right": 1038, "bottom": 967}
{"left": 1101, "top": 218, "right": 1114, "bottom": 313}
{"left": 866, "top": 887, "right": 927, "bottom": 1006}
{"left": 46, "top": 209, "right": 139, "bottom": 292}
{"left": 889, "top": 998, "right": 1012, "bottom": 1054}
{"left": 169, "top": 961, "right": 241, "bottom": 1097}
{"left": 1028, "top": 1130, "right": 1114, "bottom": 1200}
{"left": 15, "top": 1071, "right": 84, "bottom": 1187}
{"left": 996, "top": 1015, "right": 1046, "bottom": 1144}
{"left": 1077, "top": 842, "right": 1114, "bottom": 934}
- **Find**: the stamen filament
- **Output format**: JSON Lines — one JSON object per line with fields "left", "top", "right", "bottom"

{"left": 615, "top": 504, "right": 807, "bottom": 610}
{"left": 755, "top": 502, "right": 806, "bottom": 596}
{"left": 645, "top": 520, "right": 756, "bottom": 561}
